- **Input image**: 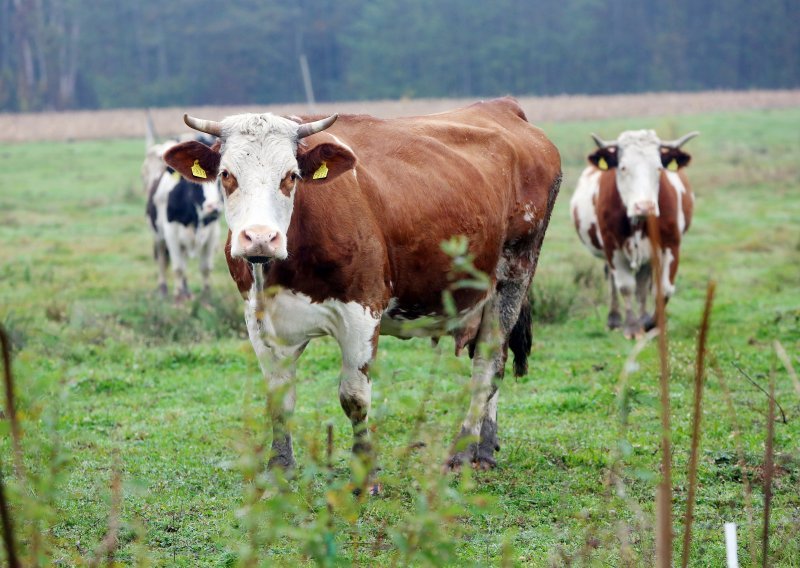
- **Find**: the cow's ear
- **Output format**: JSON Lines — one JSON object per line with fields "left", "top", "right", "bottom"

{"left": 297, "top": 142, "right": 356, "bottom": 183}
{"left": 164, "top": 141, "right": 221, "bottom": 183}
{"left": 588, "top": 147, "right": 618, "bottom": 170}
{"left": 660, "top": 148, "right": 691, "bottom": 170}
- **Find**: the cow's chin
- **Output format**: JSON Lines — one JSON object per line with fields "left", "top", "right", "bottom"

{"left": 245, "top": 256, "right": 274, "bottom": 265}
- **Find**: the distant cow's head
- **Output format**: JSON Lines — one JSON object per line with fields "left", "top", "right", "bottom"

{"left": 588, "top": 130, "right": 698, "bottom": 219}
{"left": 164, "top": 113, "right": 356, "bottom": 263}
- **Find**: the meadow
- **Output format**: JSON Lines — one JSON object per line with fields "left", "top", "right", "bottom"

{"left": 1, "top": 104, "right": 798, "bottom": 566}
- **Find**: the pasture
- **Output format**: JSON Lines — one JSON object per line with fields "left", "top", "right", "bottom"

{"left": 1, "top": 104, "right": 798, "bottom": 566}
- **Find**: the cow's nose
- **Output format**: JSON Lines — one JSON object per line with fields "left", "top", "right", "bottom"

{"left": 238, "top": 225, "right": 282, "bottom": 261}
{"left": 633, "top": 201, "right": 657, "bottom": 216}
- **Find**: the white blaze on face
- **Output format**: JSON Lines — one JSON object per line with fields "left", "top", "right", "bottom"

{"left": 614, "top": 130, "right": 664, "bottom": 219}
{"left": 218, "top": 113, "right": 302, "bottom": 259}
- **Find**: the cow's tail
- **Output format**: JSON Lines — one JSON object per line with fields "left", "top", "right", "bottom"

{"left": 509, "top": 296, "right": 532, "bottom": 377}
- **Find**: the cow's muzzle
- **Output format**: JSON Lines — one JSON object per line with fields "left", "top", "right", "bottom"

{"left": 238, "top": 225, "right": 284, "bottom": 261}
{"left": 632, "top": 201, "right": 657, "bottom": 217}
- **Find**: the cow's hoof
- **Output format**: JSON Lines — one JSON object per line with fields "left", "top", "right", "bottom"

{"left": 607, "top": 312, "right": 623, "bottom": 330}
{"left": 174, "top": 293, "right": 192, "bottom": 304}
{"left": 473, "top": 455, "right": 497, "bottom": 471}
{"left": 157, "top": 283, "right": 168, "bottom": 297}
{"left": 353, "top": 482, "right": 382, "bottom": 497}
{"left": 623, "top": 324, "right": 644, "bottom": 340}
{"left": 641, "top": 314, "right": 656, "bottom": 332}
{"left": 444, "top": 448, "right": 475, "bottom": 473}
{"left": 267, "top": 455, "right": 297, "bottom": 471}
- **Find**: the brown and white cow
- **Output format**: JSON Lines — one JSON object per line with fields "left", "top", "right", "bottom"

{"left": 570, "top": 129, "right": 698, "bottom": 338}
{"left": 164, "top": 98, "right": 561, "bottom": 475}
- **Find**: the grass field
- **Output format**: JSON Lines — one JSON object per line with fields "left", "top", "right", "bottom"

{"left": 1, "top": 105, "right": 799, "bottom": 566}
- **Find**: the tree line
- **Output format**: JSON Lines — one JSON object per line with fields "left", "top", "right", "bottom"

{"left": 2, "top": 0, "right": 798, "bottom": 112}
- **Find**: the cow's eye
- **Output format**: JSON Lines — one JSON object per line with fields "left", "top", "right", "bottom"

{"left": 221, "top": 170, "right": 230, "bottom": 179}
{"left": 290, "top": 172, "right": 300, "bottom": 182}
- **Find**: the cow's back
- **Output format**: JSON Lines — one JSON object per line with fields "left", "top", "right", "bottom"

{"left": 335, "top": 99, "right": 558, "bottom": 310}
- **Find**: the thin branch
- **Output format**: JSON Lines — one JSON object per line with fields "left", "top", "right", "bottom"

{"left": 647, "top": 215, "right": 672, "bottom": 568}
{"left": 681, "top": 281, "right": 716, "bottom": 568}
{"left": 731, "top": 361, "right": 787, "bottom": 424}
{"left": 0, "top": 324, "right": 25, "bottom": 478}
{"left": 0, "top": 456, "right": 20, "bottom": 568}
{"left": 761, "top": 372, "right": 776, "bottom": 568}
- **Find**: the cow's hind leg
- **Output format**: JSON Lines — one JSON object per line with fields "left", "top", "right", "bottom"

{"left": 636, "top": 264, "right": 655, "bottom": 331}
{"left": 449, "top": 277, "right": 529, "bottom": 470}
{"left": 611, "top": 257, "right": 641, "bottom": 339}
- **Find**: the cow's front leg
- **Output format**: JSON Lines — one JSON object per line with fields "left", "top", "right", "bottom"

{"left": 339, "top": 364, "right": 373, "bottom": 459}
{"left": 154, "top": 239, "right": 169, "bottom": 297}
{"left": 198, "top": 241, "right": 213, "bottom": 298}
{"left": 606, "top": 265, "right": 622, "bottom": 330}
{"left": 265, "top": 353, "right": 300, "bottom": 470}
{"left": 245, "top": 305, "right": 304, "bottom": 471}
{"left": 337, "top": 314, "right": 380, "bottom": 459}
{"left": 336, "top": 309, "right": 380, "bottom": 493}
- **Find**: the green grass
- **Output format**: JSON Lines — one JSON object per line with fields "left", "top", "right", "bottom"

{"left": 1, "top": 107, "right": 799, "bottom": 566}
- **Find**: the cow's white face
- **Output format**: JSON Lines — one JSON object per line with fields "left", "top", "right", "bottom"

{"left": 614, "top": 130, "right": 663, "bottom": 219}
{"left": 164, "top": 112, "right": 356, "bottom": 264}
{"left": 588, "top": 129, "right": 695, "bottom": 221}
{"left": 217, "top": 114, "right": 302, "bottom": 260}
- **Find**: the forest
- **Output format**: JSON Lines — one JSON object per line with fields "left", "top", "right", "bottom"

{"left": 1, "top": 0, "right": 799, "bottom": 112}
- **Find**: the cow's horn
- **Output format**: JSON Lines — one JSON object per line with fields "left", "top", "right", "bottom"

{"left": 184, "top": 114, "right": 222, "bottom": 137}
{"left": 297, "top": 113, "right": 338, "bottom": 139}
{"left": 661, "top": 131, "right": 700, "bottom": 149}
{"left": 590, "top": 133, "right": 616, "bottom": 149}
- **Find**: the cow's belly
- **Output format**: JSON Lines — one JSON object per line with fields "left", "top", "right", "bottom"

{"left": 379, "top": 295, "right": 487, "bottom": 339}
{"left": 616, "top": 229, "right": 653, "bottom": 271}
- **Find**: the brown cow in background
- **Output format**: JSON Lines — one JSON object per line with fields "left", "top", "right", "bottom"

{"left": 570, "top": 130, "right": 698, "bottom": 338}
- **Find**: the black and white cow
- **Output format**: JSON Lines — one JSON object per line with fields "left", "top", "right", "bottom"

{"left": 146, "top": 165, "right": 222, "bottom": 299}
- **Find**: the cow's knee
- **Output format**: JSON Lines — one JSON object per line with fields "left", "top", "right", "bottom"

{"left": 339, "top": 368, "right": 372, "bottom": 453}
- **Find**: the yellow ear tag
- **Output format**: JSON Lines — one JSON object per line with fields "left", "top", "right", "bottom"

{"left": 667, "top": 159, "right": 678, "bottom": 172}
{"left": 171, "top": 170, "right": 181, "bottom": 181}
{"left": 597, "top": 157, "right": 608, "bottom": 171}
{"left": 191, "top": 160, "right": 207, "bottom": 179}
{"left": 312, "top": 161, "right": 328, "bottom": 180}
